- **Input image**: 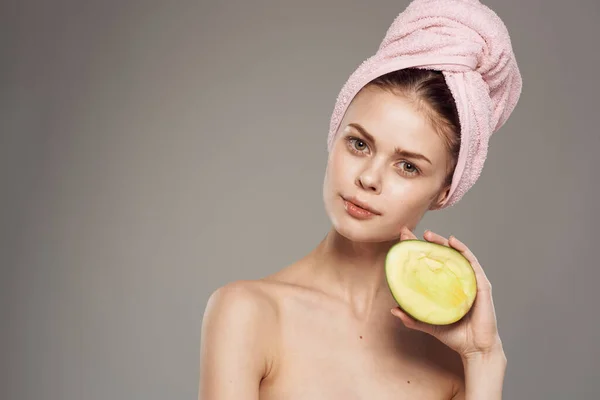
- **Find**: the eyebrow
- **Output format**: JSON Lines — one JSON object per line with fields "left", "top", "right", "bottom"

{"left": 347, "top": 123, "right": 432, "bottom": 165}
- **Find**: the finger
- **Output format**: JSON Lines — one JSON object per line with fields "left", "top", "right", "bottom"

{"left": 391, "top": 307, "right": 436, "bottom": 335}
{"left": 423, "top": 230, "right": 449, "bottom": 247}
{"left": 400, "top": 226, "right": 418, "bottom": 241}
{"left": 448, "top": 235, "right": 492, "bottom": 292}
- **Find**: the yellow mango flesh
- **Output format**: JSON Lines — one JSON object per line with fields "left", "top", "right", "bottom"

{"left": 385, "top": 240, "right": 477, "bottom": 325}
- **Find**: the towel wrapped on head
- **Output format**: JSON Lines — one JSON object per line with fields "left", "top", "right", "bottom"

{"left": 327, "top": 0, "right": 522, "bottom": 208}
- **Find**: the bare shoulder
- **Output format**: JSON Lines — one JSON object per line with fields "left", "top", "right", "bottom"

{"left": 199, "top": 280, "right": 282, "bottom": 397}
{"left": 205, "top": 280, "right": 279, "bottom": 314}
{"left": 202, "top": 279, "right": 280, "bottom": 337}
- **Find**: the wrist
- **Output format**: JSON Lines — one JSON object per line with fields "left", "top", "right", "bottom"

{"left": 461, "top": 346, "right": 507, "bottom": 400}
{"left": 461, "top": 344, "right": 507, "bottom": 366}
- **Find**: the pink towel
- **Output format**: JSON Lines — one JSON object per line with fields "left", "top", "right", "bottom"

{"left": 327, "top": 0, "right": 522, "bottom": 208}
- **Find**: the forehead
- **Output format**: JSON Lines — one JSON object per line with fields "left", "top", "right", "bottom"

{"left": 341, "top": 86, "right": 447, "bottom": 161}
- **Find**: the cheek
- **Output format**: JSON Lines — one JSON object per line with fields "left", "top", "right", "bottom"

{"left": 326, "top": 147, "right": 359, "bottom": 189}
{"left": 382, "top": 177, "right": 438, "bottom": 214}
{"left": 385, "top": 179, "right": 421, "bottom": 199}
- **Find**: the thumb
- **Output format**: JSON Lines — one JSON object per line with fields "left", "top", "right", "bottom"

{"left": 391, "top": 307, "right": 437, "bottom": 336}
{"left": 399, "top": 225, "right": 418, "bottom": 241}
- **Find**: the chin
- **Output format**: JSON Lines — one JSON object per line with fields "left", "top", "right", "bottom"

{"left": 335, "top": 225, "right": 388, "bottom": 243}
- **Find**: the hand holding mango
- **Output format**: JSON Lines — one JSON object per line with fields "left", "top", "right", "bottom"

{"left": 387, "top": 226, "right": 503, "bottom": 358}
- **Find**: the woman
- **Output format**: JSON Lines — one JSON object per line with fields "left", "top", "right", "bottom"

{"left": 199, "top": 0, "right": 522, "bottom": 399}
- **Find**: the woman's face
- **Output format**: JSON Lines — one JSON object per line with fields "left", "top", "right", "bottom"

{"left": 323, "top": 86, "right": 452, "bottom": 243}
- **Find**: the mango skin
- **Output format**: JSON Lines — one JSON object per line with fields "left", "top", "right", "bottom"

{"left": 385, "top": 239, "right": 477, "bottom": 325}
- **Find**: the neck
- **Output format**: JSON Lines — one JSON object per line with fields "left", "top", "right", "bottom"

{"left": 307, "top": 227, "right": 399, "bottom": 318}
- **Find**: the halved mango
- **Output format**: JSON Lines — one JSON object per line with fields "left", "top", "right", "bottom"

{"left": 385, "top": 239, "right": 477, "bottom": 325}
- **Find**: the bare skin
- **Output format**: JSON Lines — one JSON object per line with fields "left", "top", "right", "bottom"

{"left": 199, "top": 87, "right": 506, "bottom": 399}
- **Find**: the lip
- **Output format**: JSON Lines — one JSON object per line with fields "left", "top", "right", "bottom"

{"left": 341, "top": 195, "right": 381, "bottom": 217}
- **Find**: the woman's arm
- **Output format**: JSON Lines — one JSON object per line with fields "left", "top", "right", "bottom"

{"left": 453, "top": 347, "right": 507, "bottom": 400}
{"left": 198, "top": 282, "right": 275, "bottom": 400}
{"left": 392, "top": 227, "right": 508, "bottom": 399}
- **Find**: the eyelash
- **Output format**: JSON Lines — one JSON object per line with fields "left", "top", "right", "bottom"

{"left": 346, "top": 137, "right": 421, "bottom": 177}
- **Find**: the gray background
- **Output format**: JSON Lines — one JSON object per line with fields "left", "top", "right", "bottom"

{"left": 2, "top": 0, "right": 599, "bottom": 399}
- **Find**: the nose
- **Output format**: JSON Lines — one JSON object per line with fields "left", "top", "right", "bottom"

{"left": 356, "top": 164, "right": 382, "bottom": 194}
